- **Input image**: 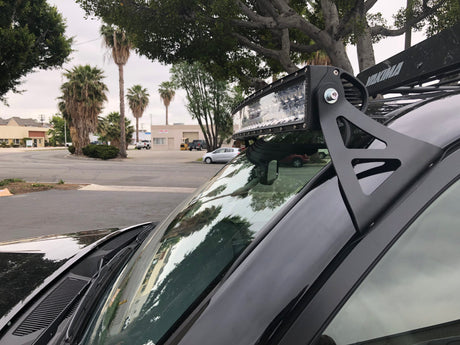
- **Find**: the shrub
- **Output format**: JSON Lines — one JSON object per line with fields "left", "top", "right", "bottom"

{"left": 68, "top": 145, "right": 76, "bottom": 154}
{"left": 82, "top": 144, "right": 98, "bottom": 157}
{"left": 82, "top": 144, "right": 119, "bottom": 160}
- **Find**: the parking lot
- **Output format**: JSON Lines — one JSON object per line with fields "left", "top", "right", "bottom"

{"left": 0, "top": 148, "right": 221, "bottom": 241}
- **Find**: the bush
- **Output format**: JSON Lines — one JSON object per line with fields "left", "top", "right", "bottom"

{"left": 68, "top": 145, "right": 76, "bottom": 154}
{"left": 82, "top": 144, "right": 119, "bottom": 160}
{"left": 82, "top": 144, "right": 98, "bottom": 157}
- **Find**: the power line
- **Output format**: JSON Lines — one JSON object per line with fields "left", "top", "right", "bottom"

{"left": 74, "top": 37, "right": 99, "bottom": 46}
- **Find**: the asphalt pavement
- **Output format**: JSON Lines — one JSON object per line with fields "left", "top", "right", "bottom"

{"left": 0, "top": 148, "right": 222, "bottom": 242}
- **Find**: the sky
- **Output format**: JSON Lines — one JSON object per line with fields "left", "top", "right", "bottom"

{"left": 0, "top": 1, "right": 424, "bottom": 130}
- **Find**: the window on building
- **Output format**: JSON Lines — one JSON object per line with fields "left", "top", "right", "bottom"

{"left": 322, "top": 180, "right": 460, "bottom": 345}
{"left": 153, "top": 138, "right": 166, "bottom": 145}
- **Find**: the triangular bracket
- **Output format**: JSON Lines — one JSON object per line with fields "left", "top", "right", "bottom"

{"left": 314, "top": 69, "right": 443, "bottom": 232}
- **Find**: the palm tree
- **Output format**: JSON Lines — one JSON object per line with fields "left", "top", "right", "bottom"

{"left": 60, "top": 65, "right": 108, "bottom": 155}
{"left": 158, "top": 81, "right": 175, "bottom": 125}
{"left": 97, "top": 112, "right": 134, "bottom": 148}
{"left": 127, "top": 85, "right": 150, "bottom": 143}
{"left": 101, "top": 24, "right": 132, "bottom": 158}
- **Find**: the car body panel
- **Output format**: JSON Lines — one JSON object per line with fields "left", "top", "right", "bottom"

{"left": 0, "top": 229, "right": 119, "bottom": 320}
{"left": 0, "top": 223, "right": 154, "bottom": 334}
{"left": 203, "top": 148, "right": 240, "bottom": 163}
{"left": 279, "top": 150, "right": 460, "bottom": 345}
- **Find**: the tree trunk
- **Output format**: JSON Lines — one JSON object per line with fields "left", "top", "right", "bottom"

{"left": 69, "top": 126, "right": 80, "bottom": 155}
{"left": 356, "top": 25, "right": 376, "bottom": 72}
{"left": 136, "top": 117, "right": 139, "bottom": 143}
{"left": 165, "top": 105, "right": 169, "bottom": 125}
{"left": 405, "top": 0, "right": 413, "bottom": 49}
{"left": 118, "top": 63, "right": 127, "bottom": 158}
{"left": 319, "top": 30, "right": 354, "bottom": 74}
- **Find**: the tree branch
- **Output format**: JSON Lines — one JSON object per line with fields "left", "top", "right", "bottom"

{"left": 320, "top": 0, "right": 340, "bottom": 35}
{"left": 370, "top": 0, "right": 447, "bottom": 37}
{"left": 336, "top": 0, "right": 363, "bottom": 38}
{"left": 363, "top": 0, "right": 379, "bottom": 12}
{"left": 233, "top": 32, "right": 282, "bottom": 60}
{"left": 235, "top": 0, "right": 278, "bottom": 27}
{"left": 290, "top": 42, "right": 320, "bottom": 54}
{"left": 233, "top": 31, "right": 298, "bottom": 73}
{"left": 269, "top": 0, "right": 293, "bottom": 15}
{"left": 256, "top": 0, "right": 279, "bottom": 19}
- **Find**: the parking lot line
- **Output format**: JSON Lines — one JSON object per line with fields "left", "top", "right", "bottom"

{"left": 79, "top": 184, "right": 196, "bottom": 194}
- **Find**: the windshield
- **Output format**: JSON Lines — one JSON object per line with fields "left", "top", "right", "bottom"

{"left": 81, "top": 132, "right": 328, "bottom": 345}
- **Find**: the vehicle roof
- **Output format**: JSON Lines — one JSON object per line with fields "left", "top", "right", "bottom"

{"left": 376, "top": 91, "right": 460, "bottom": 148}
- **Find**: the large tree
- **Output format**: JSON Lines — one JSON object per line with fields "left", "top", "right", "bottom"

{"left": 0, "top": 0, "right": 72, "bottom": 103}
{"left": 77, "top": 0, "right": 453, "bottom": 87}
{"left": 59, "top": 65, "right": 108, "bottom": 155}
{"left": 127, "top": 85, "right": 149, "bottom": 143}
{"left": 171, "top": 62, "right": 239, "bottom": 151}
{"left": 158, "top": 82, "right": 175, "bottom": 126}
{"left": 101, "top": 24, "right": 132, "bottom": 158}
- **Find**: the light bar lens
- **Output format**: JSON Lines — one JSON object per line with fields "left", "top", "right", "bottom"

{"left": 234, "top": 79, "right": 306, "bottom": 134}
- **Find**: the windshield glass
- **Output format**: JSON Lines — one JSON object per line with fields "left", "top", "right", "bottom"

{"left": 81, "top": 132, "right": 328, "bottom": 345}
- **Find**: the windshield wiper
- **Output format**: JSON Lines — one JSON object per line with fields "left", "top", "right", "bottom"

{"left": 63, "top": 226, "right": 152, "bottom": 344}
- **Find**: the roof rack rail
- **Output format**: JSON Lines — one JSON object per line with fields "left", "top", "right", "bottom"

{"left": 357, "top": 22, "right": 460, "bottom": 97}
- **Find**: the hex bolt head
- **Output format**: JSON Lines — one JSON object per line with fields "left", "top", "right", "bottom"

{"left": 324, "top": 88, "right": 339, "bottom": 104}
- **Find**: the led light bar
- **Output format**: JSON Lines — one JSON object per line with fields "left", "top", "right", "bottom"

{"left": 232, "top": 66, "right": 368, "bottom": 140}
{"left": 234, "top": 78, "right": 306, "bottom": 132}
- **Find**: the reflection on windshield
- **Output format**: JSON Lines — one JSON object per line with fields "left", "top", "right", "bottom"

{"left": 82, "top": 133, "right": 328, "bottom": 345}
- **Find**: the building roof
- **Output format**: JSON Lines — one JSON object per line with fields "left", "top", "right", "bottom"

{"left": 0, "top": 117, "right": 49, "bottom": 127}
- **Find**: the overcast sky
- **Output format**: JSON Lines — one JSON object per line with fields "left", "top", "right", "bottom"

{"left": 0, "top": 1, "right": 423, "bottom": 129}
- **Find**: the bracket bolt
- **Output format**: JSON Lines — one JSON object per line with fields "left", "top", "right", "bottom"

{"left": 324, "top": 88, "right": 339, "bottom": 104}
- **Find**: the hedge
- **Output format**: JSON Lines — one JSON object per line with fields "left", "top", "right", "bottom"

{"left": 82, "top": 144, "right": 119, "bottom": 160}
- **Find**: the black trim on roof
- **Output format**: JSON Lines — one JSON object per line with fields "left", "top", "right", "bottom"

{"left": 357, "top": 22, "right": 460, "bottom": 97}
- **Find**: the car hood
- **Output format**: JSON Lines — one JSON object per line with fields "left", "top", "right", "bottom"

{"left": 0, "top": 228, "right": 118, "bottom": 319}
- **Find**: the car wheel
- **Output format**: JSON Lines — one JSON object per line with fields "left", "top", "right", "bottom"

{"left": 205, "top": 157, "right": 212, "bottom": 164}
{"left": 292, "top": 158, "right": 303, "bottom": 168}
{"left": 318, "top": 152, "right": 326, "bottom": 159}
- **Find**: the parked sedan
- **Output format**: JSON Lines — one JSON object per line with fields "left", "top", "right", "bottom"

{"left": 203, "top": 147, "right": 240, "bottom": 164}
{"left": 280, "top": 154, "right": 309, "bottom": 167}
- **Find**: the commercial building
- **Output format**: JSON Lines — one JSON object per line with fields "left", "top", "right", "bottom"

{"left": 0, "top": 117, "right": 50, "bottom": 147}
{"left": 150, "top": 124, "right": 204, "bottom": 151}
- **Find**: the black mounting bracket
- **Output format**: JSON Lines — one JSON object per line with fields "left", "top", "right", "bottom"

{"left": 313, "top": 67, "right": 443, "bottom": 232}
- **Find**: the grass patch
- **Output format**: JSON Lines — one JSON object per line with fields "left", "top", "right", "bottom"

{"left": 0, "top": 178, "right": 25, "bottom": 186}
{"left": 0, "top": 178, "right": 82, "bottom": 195}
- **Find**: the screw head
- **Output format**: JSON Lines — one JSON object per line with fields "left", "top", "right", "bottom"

{"left": 324, "top": 88, "right": 339, "bottom": 104}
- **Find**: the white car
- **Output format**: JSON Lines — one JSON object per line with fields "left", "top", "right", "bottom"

{"left": 203, "top": 147, "right": 241, "bottom": 164}
{"left": 135, "top": 140, "right": 151, "bottom": 149}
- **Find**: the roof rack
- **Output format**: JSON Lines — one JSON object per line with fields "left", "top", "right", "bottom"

{"left": 357, "top": 22, "right": 460, "bottom": 97}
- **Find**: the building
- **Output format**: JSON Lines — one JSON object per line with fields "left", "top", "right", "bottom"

{"left": 0, "top": 117, "right": 50, "bottom": 147}
{"left": 150, "top": 124, "right": 205, "bottom": 151}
